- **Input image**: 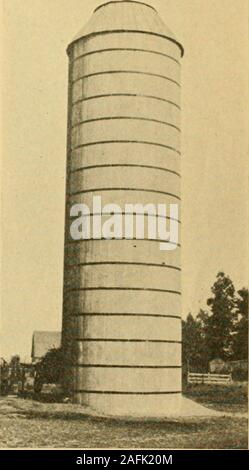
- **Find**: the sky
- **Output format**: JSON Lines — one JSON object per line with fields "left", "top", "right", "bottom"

{"left": 1, "top": 0, "right": 248, "bottom": 360}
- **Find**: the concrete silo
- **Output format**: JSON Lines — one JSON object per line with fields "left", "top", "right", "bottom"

{"left": 62, "top": 0, "right": 184, "bottom": 417}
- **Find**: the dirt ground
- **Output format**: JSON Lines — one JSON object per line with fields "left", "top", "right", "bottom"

{"left": 0, "top": 384, "right": 247, "bottom": 449}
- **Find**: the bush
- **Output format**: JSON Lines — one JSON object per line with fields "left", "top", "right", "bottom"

{"left": 232, "top": 369, "right": 248, "bottom": 382}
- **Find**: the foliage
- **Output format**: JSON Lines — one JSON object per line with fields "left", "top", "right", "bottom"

{"left": 183, "top": 272, "right": 248, "bottom": 372}
{"left": 9, "top": 355, "right": 22, "bottom": 385}
{"left": 205, "top": 272, "right": 236, "bottom": 360}
{"left": 182, "top": 313, "right": 207, "bottom": 371}
{"left": 232, "top": 288, "right": 248, "bottom": 360}
{"left": 35, "top": 348, "right": 65, "bottom": 386}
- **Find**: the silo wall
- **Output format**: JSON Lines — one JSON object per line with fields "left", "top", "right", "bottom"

{"left": 63, "top": 1, "right": 183, "bottom": 417}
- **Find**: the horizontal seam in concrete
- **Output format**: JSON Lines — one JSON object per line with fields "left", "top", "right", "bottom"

{"left": 72, "top": 141, "right": 181, "bottom": 155}
{"left": 70, "top": 164, "right": 181, "bottom": 178}
{"left": 71, "top": 116, "right": 181, "bottom": 132}
{"left": 72, "top": 70, "right": 180, "bottom": 87}
{"left": 65, "top": 239, "right": 181, "bottom": 247}
{"left": 68, "top": 31, "right": 184, "bottom": 58}
{"left": 74, "top": 390, "right": 182, "bottom": 395}
{"left": 74, "top": 365, "right": 182, "bottom": 369}
{"left": 68, "top": 188, "right": 181, "bottom": 201}
{"left": 65, "top": 211, "right": 181, "bottom": 223}
{"left": 75, "top": 338, "right": 182, "bottom": 344}
{"left": 65, "top": 262, "right": 181, "bottom": 271}
{"left": 64, "top": 288, "right": 181, "bottom": 295}
{"left": 72, "top": 94, "right": 181, "bottom": 109}
{"left": 73, "top": 47, "right": 180, "bottom": 65}
{"left": 71, "top": 313, "right": 181, "bottom": 319}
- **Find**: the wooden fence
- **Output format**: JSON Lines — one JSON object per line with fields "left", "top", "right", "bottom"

{"left": 188, "top": 372, "right": 232, "bottom": 385}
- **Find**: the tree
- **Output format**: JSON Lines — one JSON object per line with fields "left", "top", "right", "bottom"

{"left": 183, "top": 273, "right": 247, "bottom": 373}
{"left": 34, "top": 348, "right": 65, "bottom": 393}
{"left": 9, "top": 355, "right": 21, "bottom": 384}
{"left": 182, "top": 313, "right": 207, "bottom": 371}
{"left": 232, "top": 288, "right": 248, "bottom": 360}
{"left": 205, "top": 272, "right": 236, "bottom": 360}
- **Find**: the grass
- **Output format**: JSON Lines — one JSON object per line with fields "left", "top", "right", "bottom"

{"left": 0, "top": 383, "right": 247, "bottom": 449}
{"left": 184, "top": 382, "right": 248, "bottom": 413}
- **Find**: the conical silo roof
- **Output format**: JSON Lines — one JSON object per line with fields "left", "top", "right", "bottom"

{"left": 70, "top": 0, "right": 184, "bottom": 56}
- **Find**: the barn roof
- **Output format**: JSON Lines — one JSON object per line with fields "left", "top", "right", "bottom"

{"left": 31, "top": 331, "right": 61, "bottom": 360}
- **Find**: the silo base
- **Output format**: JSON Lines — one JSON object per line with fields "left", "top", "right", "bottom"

{"left": 73, "top": 394, "right": 222, "bottom": 419}
{"left": 74, "top": 393, "right": 182, "bottom": 418}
